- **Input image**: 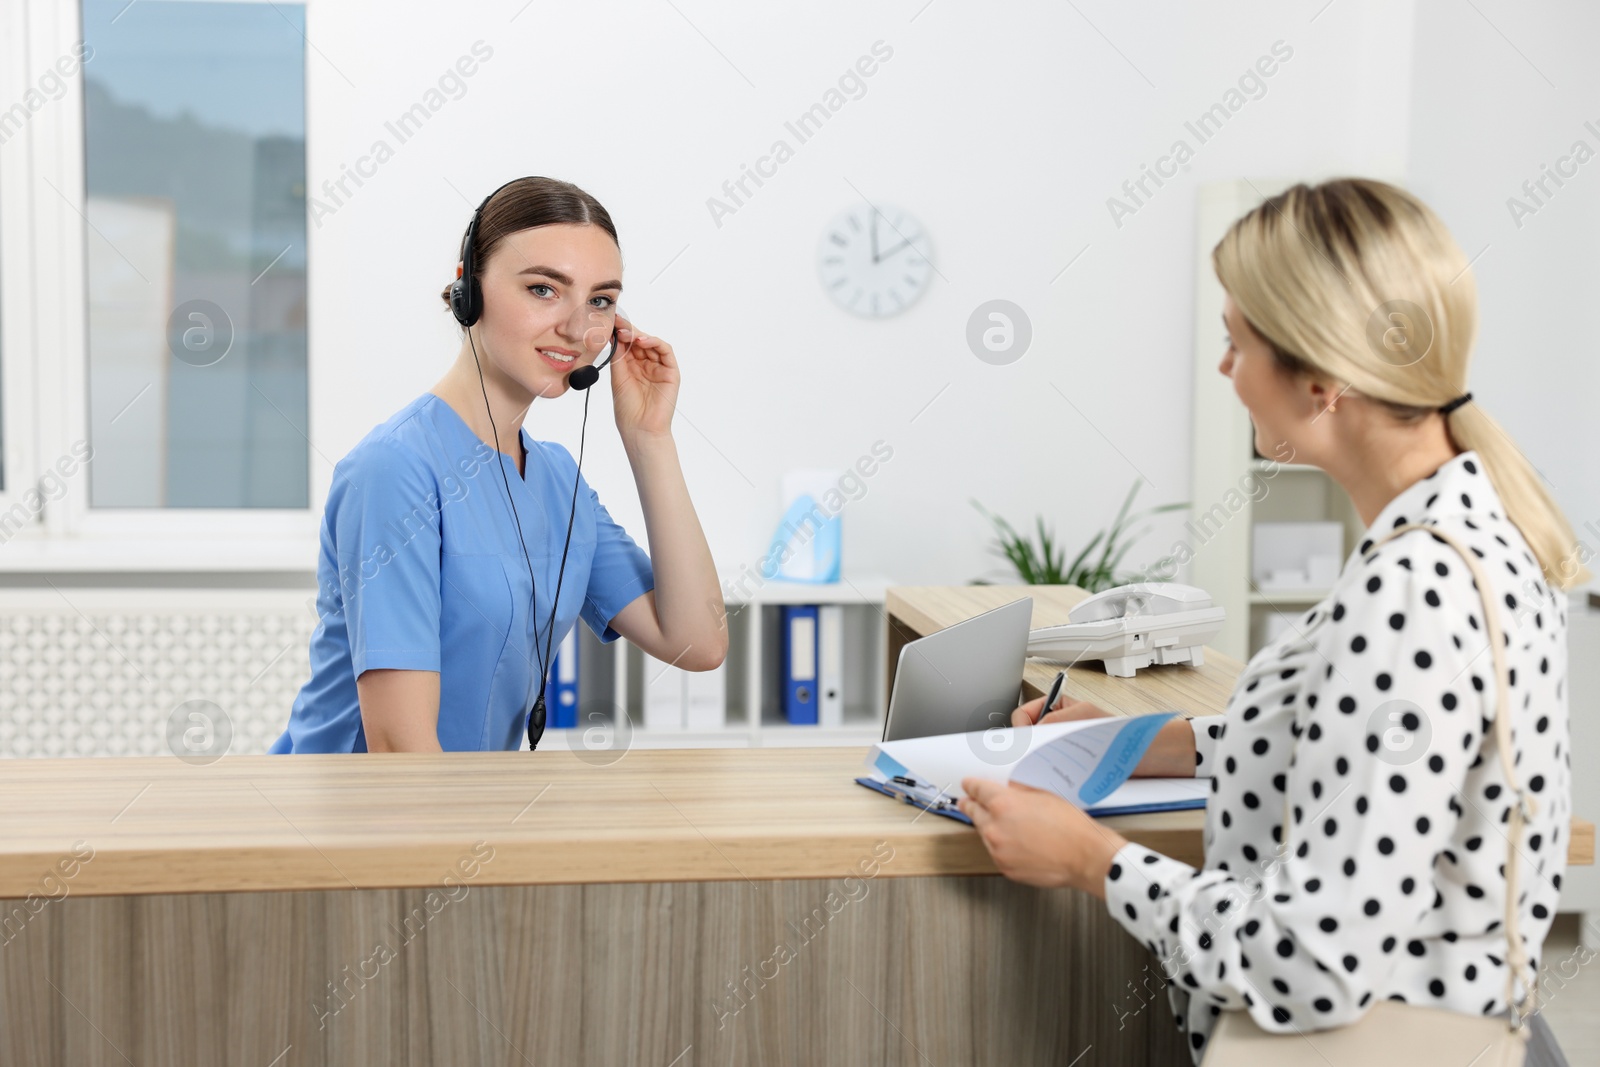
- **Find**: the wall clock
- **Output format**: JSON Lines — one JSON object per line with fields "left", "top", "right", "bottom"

{"left": 816, "top": 203, "right": 934, "bottom": 318}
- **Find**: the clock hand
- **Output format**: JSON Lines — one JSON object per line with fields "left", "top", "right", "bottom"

{"left": 870, "top": 210, "right": 879, "bottom": 264}
{"left": 877, "top": 233, "right": 923, "bottom": 261}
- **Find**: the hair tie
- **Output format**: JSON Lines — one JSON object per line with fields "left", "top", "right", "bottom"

{"left": 1438, "top": 392, "right": 1472, "bottom": 416}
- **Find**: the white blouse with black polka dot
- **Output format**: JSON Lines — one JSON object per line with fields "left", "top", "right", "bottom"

{"left": 1103, "top": 451, "right": 1571, "bottom": 1062}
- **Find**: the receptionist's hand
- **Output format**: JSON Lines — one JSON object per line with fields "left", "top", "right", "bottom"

{"left": 957, "top": 778, "right": 1126, "bottom": 899}
{"left": 610, "top": 313, "right": 680, "bottom": 445}
{"left": 1010, "top": 693, "right": 1113, "bottom": 728}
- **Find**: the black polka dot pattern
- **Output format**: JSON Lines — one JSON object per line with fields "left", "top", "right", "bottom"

{"left": 1102, "top": 452, "right": 1570, "bottom": 1064}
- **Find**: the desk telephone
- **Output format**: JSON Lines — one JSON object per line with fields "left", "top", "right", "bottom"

{"left": 1026, "top": 582, "right": 1226, "bottom": 677}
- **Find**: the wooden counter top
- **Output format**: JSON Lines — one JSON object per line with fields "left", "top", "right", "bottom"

{"left": 0, "top": 748, "right": 1210, "bottom": 898}
{"left": 1, "top": 746, "right": 1586, "bottom": 900}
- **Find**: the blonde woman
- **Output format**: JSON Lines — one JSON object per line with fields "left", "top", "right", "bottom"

{"left": 959, "top": 179, "right": 1582, "bottom": 1063}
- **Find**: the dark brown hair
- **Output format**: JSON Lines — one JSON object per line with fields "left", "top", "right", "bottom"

{"left": 439, "top": 176, "right": 619, "bottom": 307}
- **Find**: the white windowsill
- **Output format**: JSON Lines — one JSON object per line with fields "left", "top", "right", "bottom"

{"left": 0, "top": 536, "right": 320, "bottom": 573}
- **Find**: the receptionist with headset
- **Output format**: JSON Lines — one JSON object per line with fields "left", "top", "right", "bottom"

{"left": 271, "top": 176, "right": 726, "bottom": 754}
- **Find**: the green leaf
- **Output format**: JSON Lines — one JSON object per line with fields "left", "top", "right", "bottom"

{"left": 970, "top": 480, "right": 1185, "bottom": 588}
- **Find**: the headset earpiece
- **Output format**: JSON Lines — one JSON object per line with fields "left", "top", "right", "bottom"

{"left": 451, "top": 179, "right": 498, "bottom": 329}
{"left": 450, "top": 232, "right": 480, "bottom": 328}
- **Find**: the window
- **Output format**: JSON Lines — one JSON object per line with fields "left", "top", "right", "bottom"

{"left": 81, "top": 0, "right": 308, "bottom": 509}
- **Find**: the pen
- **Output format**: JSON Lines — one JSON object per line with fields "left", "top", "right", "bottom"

{"left": 1037, "top": 670, "right": 1067, "bottom": 724}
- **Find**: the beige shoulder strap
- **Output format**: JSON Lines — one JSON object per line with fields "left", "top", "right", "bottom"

{"left": 1365, "top": 522, "right": 1537, "bottom": 1027}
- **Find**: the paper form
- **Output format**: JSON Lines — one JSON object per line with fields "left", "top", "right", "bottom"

{"left": 865, "top": 713, "right": 1201, "bottom": 814}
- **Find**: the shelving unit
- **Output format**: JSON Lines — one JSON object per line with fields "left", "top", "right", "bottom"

{"left": 1188, "top": 179, "right": 1367, "bottom": 660}
{"left": 1245, "top": 459, "right": 1364, "bottom": 647}
{"left": 537, "top": 576, "right": 892, "bottom": 751}
{"left": 1246, "top": 590, "right": 1330, "bottom": 605}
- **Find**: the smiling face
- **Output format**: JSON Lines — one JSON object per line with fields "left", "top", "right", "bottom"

{"left": 470, "top": 222, "right": 623, "bottom": 400}
{"left": 1219, "top": 292, "right": 1330, "bottom": 463}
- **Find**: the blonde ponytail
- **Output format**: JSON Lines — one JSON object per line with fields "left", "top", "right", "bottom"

{"left": 1444, "top": 402, "right": 1591, "bottom": 588}
{"left": 1213, "top": 178, "right": 1590, "bottom": 590}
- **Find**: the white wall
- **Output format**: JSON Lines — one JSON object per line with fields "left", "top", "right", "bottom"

{"left": 305, "top": 0, "right": 1420, "bottom": 588}
{"left": 1406, "top": 0, "right": 1600, "bottom": 554}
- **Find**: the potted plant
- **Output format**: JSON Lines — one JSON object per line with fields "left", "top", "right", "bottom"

{"left": 971, "top": 478, "right": 1186, "bottom": 591}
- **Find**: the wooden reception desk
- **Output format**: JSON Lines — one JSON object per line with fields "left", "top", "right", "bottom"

{"left": 0, "top": 747, "right": 1215, "bottom": 1066}
{"left": 0, "top": 585, "right": 1589, "bottom": 1067}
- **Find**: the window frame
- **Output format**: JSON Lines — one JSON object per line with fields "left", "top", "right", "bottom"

{"left": 0, "top": 0, "right": 43, "bottom": 525}
{"left": 1, "top": 0, "right": 320, "bottom": 569}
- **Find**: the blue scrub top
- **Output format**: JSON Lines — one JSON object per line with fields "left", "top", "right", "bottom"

{"left": 271, "top": 393, "right": 655, "bottom": 753}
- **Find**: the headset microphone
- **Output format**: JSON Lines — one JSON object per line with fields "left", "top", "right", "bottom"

{"left": 566, "top": 325, "right": 620, "bottom": 391}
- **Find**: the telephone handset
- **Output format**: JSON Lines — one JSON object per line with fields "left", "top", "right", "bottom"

{"left": 1067, "top": 582, "right": 1217, "bottom": 623}
{"left": 1028, "top": 582, "right": 1226, "bottom": 678}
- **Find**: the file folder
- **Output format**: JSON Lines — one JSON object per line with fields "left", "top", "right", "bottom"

{"left": 643, "top": 652, "right": 685, "bottom": 730}
{"left": 550, "top": 628, "right": 578, "bottom": 729}
{"left": 781, "top": 605, "right": 819, "bottom": 725}
{"left": 818, "top": 605, "right": 844, "bottom": 728}
{"left": 685, "top": 660, "right": 726, "bottom": 731}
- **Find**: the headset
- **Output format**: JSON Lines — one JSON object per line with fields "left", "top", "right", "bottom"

{"left": 448, "top": 178, "right": 624, "bottom": 750}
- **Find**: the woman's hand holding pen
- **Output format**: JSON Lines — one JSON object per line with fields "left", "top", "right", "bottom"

{"left": 608, "top": 313, "right": 679, "bottom": 446}
{"left": 1011, "top": 692, "right": 1113, "bottom": 728}
{"left": 1010, "top": 691, "right": 1198, "bottom": 779}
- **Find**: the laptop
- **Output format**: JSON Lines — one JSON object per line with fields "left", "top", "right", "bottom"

{"left": 881, "top": 596, "right": 1033, "bottom": 742}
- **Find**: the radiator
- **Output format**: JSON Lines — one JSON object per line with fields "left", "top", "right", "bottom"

{"left": 0, "top": 590, "right": 316, "bottom": 759}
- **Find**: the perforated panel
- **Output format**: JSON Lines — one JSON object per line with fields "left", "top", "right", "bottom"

{"left": 0, "top": 590, "right": 316, "bottom": 758}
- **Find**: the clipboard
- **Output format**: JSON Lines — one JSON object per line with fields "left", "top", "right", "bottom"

{"left": 859, "top": 711, "right": 1211, "bottom": 823}
{"left": 855, "top": 776, "right": 973, "bottom": 825}
{"left": 855, "top": 774, "right": 1208, "bottom": 823}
